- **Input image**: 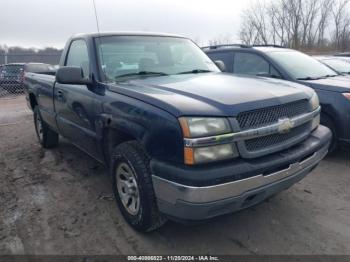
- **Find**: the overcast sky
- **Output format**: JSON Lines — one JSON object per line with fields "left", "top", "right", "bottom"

{"left": 0, "top": 0, "right": 249, "bottom": 48}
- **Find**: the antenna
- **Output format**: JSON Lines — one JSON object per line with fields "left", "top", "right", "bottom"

{"left": 92, "top": 0, "right": 106, "bottom": 79}
{"left": 92, "top": 0, "right": 101, "bottom": 34}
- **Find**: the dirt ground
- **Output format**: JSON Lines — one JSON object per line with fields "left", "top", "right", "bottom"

{"left": 0, "top": 96, "right": 350, "bottom": 255}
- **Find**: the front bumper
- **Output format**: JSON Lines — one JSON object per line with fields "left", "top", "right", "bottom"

{"left": 151, "top": 125, "right": 331, "bottom": 221}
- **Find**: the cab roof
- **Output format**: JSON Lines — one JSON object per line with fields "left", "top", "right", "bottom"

{"left": 202, "top": 44, "right": 293, "bottom": 53}
{"left": 71, "top": 31, "right": 187, "bottom": 39}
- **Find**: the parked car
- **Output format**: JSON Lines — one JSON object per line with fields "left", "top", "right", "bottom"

{"left": 24, "top": 33, "right": 331, "bottom": 232}
{"left": 0, "top": 65, "right": 3, "bottom": 93}
{"left": 314, "top": 56, "right": 350, "bottom": 75}
{"left": 330, "top": 55, "right": 350, "bottom": 64}
{"left": 0, "top": 65, "right": 3, "bottom": 81}
{"left": 204, "top": 44, "right": 350, "bottom": 152}
{"left": 24, "top": 63, "right": 57, "bottom": 75}
{"left": 0, "top": 63, "right": 55, "bottom": 94}
{"left": 0, "top": 63, "right": 25, "bottom": 94}
{"left": 334, "top": 52, "right": 350, "bottom": 57}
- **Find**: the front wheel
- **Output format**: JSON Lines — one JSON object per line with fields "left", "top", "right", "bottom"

{"left": 111, "top": 141, "right": 167, "bottom": 232}
{"left": 34, "top": 106, "right": 59, "bottom": 148}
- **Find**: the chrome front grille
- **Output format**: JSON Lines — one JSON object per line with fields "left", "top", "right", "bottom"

{"left": 237, "top": 100, "right": 312, "bottom": 155}
{"left": 237, "top": 100, "right": 310, "bottom": 130}
{"left": 245, "top": 123, "right": 309, "bottom": 152}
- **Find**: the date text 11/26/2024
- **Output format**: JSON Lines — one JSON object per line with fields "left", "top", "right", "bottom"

{"left": 127, "top": 255, "right": 219, "bottom": 261}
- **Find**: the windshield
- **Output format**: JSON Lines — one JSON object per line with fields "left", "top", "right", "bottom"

{"left": 321, "top": 58, "right": 350, "bottom": 74}
{"left": 95, "top": 36, "right": 219, "bottom": 81}
{"left": 267, "top": 50, "right": 338, "bottom": 80}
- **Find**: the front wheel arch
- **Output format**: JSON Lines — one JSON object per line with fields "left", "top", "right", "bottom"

{"left": 102, "top": 127, "right": 140, "bottom": 167}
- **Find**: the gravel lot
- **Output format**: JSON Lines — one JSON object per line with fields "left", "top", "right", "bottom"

{"left": 0, "top": 96, "right": 350, "bottom": 255}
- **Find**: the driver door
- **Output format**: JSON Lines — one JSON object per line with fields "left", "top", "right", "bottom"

{"left": 54, "top": 39, "right": 100, "bottom": 159}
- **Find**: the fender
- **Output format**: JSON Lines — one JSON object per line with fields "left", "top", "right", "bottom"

{"left": 97, "top": 107, "right": 183, "bottom": 166}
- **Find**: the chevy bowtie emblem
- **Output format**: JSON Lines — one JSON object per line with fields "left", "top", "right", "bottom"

{"left": 278, "top": 118, "right": 294, "bottom": 134}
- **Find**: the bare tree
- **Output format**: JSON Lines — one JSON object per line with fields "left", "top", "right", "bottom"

{"left": 239, "top": 1, "right": 271, "bottom": 45}
{"left": 332, "top": 0, "right": 350, "bottom": 50}
{"left": 300, "top": 0, "right": 319, "bottom": 48}
{"left": 317, "top": 0, "right": 334, "bottom": 47}
{"left": 236, "top": 0, "right": 350, "bottom": 52}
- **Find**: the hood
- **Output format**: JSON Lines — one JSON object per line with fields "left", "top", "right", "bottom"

{"left": 107, "top": 73, "right": 313, "bottom": 117}
{"left": 298, "top": 75, "right": 350, "bottom": 93}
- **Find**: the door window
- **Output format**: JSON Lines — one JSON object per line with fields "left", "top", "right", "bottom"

{"left": 207, "top": 52, "right": 233, "bottom": 72}
{"left": 234, "top": 52, "right": 281, "bottom": 78}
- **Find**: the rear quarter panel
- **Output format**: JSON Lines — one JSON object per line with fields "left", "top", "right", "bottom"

{"left": 24, "top": 73, "right": 58, "bottom": 131}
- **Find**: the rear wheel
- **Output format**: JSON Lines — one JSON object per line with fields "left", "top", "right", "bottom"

{"left": 111, "top": 141, "right": 166, "bottom": 232}
{"left": 320, "top": 113, "right": 337, "bottom": 153}
{"left": 34, "top": 106, "right": 59, "bottom": 148}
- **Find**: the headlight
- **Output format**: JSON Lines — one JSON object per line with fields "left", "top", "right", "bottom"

{"left": 184, "top": 144, "right": 239, "bottom": 165}
{"left": 179, "top": 117, "right": 238, "bottom": 165}
{"left": 179, "top": 117, "right": 231, "bottom": 138}
{"left": 343, "top": 93, "right": 350, "bottom": 100}
{"left": 310, "top": 93, "right": 320, "bottom": 111}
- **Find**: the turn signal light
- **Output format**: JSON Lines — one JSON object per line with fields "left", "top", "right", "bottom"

{"left": 343, "top": 93, "right": 350, "bottom": 100}
{"left": 184, "top": 147, "right": 194, "bottom": 165}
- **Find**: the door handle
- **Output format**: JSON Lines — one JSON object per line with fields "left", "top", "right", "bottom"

{"left": 56, "top": 90, "right": 64, "bottom": 99}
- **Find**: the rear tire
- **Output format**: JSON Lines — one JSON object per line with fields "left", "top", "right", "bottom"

{"left": 111, "top": 141, "right": 167, "bottom": 232}
{"left": 34, "top": 106, "right": 59, "bottom": 148}
{"left": 320, "top": 113, "right": 337, "bottom": 153}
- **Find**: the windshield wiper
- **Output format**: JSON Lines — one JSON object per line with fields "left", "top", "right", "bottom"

{"left": 115, "top": 71, "right": 168, "bottom": 79}
{"left": 297, "top": 76, "right": 323, "bottom": 80}
{"left": 177, "top": 69, "right": 213, "bottom": 75}
{"left": 322, "top": 74, "right": 338, "bottom": 78}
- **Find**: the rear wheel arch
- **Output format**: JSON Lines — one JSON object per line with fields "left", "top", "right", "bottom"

{"left": 33, "top": 106, "right": 59, "bottom": 148}
{"left": 29, "top": 93, "right": 38, "bottom": 110}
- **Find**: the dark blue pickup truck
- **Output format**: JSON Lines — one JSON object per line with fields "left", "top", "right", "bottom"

{"left": 24, "top": 32, "right": 331, "bottom": 232}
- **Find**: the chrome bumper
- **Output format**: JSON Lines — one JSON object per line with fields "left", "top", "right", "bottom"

{"left": 152, "top": 145, "right": 327, "bottom": 205}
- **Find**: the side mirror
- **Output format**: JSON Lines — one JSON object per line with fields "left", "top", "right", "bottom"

{"left": 56, "top": 66, "right": 92, "bottom": 85}
{"left": 214, "top": 60, "right": 226, "bottom": 72}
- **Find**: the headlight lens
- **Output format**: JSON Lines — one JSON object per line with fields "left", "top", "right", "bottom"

{"left": 184, "top": 144, "right": 238, "bottom": 164}
{"left": 310, "top": 93, "right": 320, "bottom": 111}
{"left": 194, "top": 144, "right": 238, "bottom": 164}
{"left": 179, "top": 117, "right": 231, "bottom": 138}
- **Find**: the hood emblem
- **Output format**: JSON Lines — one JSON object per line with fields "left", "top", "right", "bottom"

{"left": 278, "top": 118, "right": 294, "bottom": 134}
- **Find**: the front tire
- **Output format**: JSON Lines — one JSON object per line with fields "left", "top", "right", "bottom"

{"left": 111, "top": 141, "right": 166, "bottom": 232}
{"left": 34, "top": 106, "right": 59, "bottom": 148}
